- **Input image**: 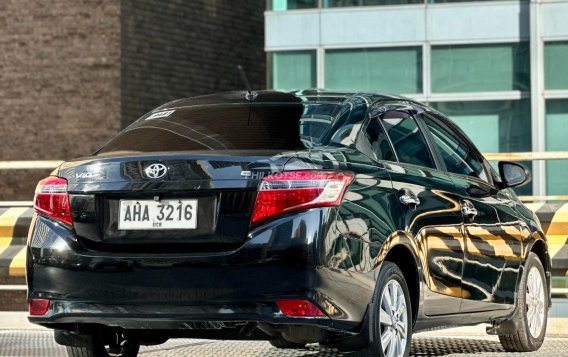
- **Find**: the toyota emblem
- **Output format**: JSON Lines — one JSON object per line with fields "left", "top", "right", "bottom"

{"left": 145, "top": 163, "right": 167, "bottom": 179}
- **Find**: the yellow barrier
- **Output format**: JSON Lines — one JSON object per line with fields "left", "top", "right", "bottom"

{"left": 0, "top": 207, "right": 32, "bottom": 277}
{"left": 0, "top": 154, "right": 568, "bottom": 278}
{"left": 0, "top": 203, "right": 567, "bottom": 278}
{"left": 525, "top": 203, "right": 568, "bottom": 277}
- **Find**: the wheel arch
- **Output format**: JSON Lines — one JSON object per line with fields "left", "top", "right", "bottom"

{"left": 377, "top": 234, "right": 422, "bottom": 326}
{"left": 528, "top": 239, "right": 551, "bottom": 273}
{"left": 526, "top": 238, "right": 552, "bottom": 304}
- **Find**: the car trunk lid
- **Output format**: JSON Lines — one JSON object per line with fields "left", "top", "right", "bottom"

{"left": 59, "top": 152, "right": 292, "bottom": 253}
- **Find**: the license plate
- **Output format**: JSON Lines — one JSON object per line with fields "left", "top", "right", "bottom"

{"left": 118, "top": 199, "right": 197, "bottom": 230}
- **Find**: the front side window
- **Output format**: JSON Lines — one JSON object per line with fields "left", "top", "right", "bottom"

{"left": 423, "top": 113, "right": 489, "bottom": 182}
{"left": 380, "top": 111, "right": 435, "bottom": 169}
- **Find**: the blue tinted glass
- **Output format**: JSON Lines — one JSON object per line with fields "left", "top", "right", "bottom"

{"left": 270, "top": 0, "right": 318, "bottom": 10}
{"left": 381, "top": 113, "right": 435, "bottom": 169}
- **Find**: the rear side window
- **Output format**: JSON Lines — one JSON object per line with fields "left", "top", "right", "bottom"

{"left": 299, "top": 101, "right": 340, "bottom": 147}
{"left": 323, "top": 98, "right": 370, "bottom": 147}
{"left": 380, "top": 111, "right": 436, "bottom": 169}
{"left": 364, "top": 118, "right": 396, "bottom": 161}
{"left": 423, "top": 114, "right": 489, "bottom": 182}
{"left": 97, "top": 103, "right": 304, "bottom": 154}
{"left": 300, "top": 117, "right": 331, "bottom": 145}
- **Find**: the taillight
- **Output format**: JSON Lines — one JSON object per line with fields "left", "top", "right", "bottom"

{"left": 34, "top": 176, "right": 73, "bottom": 226}
{"left": 251, "top": 170, "right": 354, "bottom": 224}
{"left": 29, "top": 299, "right": 51, "bottom": 316}
{"left": 276, "top": 299, "right": 325, "bottom": 317}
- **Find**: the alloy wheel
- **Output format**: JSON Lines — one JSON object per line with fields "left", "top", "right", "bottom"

{"left": 379, "top": 279, "right": 408, "bottom": 357}
{"left": 526, "top": 265, "right": 545, "bottom": 338}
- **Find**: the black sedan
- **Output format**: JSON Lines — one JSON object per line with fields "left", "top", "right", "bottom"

{"left": 27, "top": 90, "right": 551, "bottom": 357}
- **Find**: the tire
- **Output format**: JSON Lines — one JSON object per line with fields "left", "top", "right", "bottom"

{"left": 66, "top": 338, "right": 140, "bottom": 357}
{"left": 356, "top": 261, "right": 412, "bottom": 357}
{"left": 269, "top": 338, "right": 306, "bottom": 349}
{"left": 498, "top": 252, "right": 548, "bottom": 352}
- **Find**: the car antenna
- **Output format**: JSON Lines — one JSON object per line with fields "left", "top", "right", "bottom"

{"left": 237, "top": 65, "right": 252, "bottom": 91}
{"left": 237, "top": 65, "right": 257, "bottom": 101}
{"left": 238, "top": 65, "right": 257, "bottom": 125}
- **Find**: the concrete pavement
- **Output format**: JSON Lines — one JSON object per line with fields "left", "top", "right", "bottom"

{"left": 0, "top": 328, "right": 567, "bottom": 357}
{"left": 1, "top": 311, "right": 567, "bottom": 357}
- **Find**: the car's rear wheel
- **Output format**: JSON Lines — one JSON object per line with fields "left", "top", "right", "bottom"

{"left": 357, "top": 261, "right": 412, "bottom": 357}
{"left": 66, "top": 339, "right": 140, "bottom": 357}
{"left": 498, "top": 252, "right": 548, "bottom": 352}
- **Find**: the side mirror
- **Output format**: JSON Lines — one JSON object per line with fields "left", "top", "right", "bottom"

{"left": 498, "top": 161, "right": 531, "bottom": 188}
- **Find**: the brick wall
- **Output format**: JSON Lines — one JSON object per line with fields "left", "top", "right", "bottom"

{"left": 0, "top": 0, "right": 265, "bottom": 201}
{"left": 120, "top": 0, "right": 266, "bottom": 127}
{"left": 0, "top": 0, "right": 121, "bottom": 201}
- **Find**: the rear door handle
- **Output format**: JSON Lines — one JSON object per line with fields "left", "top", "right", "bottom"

{"left": 399, "top": 192, "right": 420, "bottom": 208}
{"left": 461, "top": 201, "right": 478, "bottom": 220}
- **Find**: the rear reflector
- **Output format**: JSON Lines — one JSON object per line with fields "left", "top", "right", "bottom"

{"left": 251, "top": 170, "right": 354, "bottom": 224}
{"left": 276, "top": 299, "right": 325, "bottom": 317}
{"left": 34, "top": 176, "right": 73, "bottom": 226}
{"left": 29, "top": 299, "right": 50, "bottom": 316}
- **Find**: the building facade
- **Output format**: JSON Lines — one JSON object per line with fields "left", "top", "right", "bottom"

{"left": 0, "top": 0, "right": 265, "bottom": 201}
{"left": 265, "top": 0, "right": 568, "bottom": 197}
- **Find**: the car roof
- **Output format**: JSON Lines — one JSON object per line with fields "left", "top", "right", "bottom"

{"left": 154, "top": 89, "right": 422, "bottom": 112}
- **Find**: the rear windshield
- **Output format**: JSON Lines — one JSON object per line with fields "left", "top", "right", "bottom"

{"left": 97, "top": 103, "right": 305, "bottom": 154}
{"left": 97, "top": 97, "right": 371, "bottom": 154}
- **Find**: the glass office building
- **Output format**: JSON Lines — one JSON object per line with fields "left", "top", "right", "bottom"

{"left": 265, "top": 0, "right": 568, "bottom": 197}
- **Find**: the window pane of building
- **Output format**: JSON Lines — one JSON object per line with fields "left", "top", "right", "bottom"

{"left": 324, "top": 0, "right": 422, "bottom": 7}
{"left": 270, "top": 0, "right": 318, "bottom": 11}
{"left": 544, "top": 41, "right": 568, "bottom": 90}
{"left": 429, "top": 0, "right": 499, "bottom": 3}
{"left": 546, "top": 100, "right": 568, "bottom": 195}
{"left": 431, "top": 100, "right": 532, "bottom": 195}
{"left": 431, "top": 100, "right": 531, "bottom": 153}
{"left": 325, "top": 47, "right": 422, "bottom": 94}
{"left": 431, "top": 43, "right": 530, "bottom": 93}
{"left": 270, "top": 51, "right": 316, "bottom": 91}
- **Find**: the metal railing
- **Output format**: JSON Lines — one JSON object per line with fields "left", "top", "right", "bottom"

{"left": 1, "top": 155, "right": 567, "bottom": 296}
{"left": 0, "top": 201, "right": 33, "bottom": 207}
{"left": 483, "top": 152, "right": 568, "bottom": 202}
{"left": 483, "top": 151, "right": 568, "bottom": 161}
{"left": 0, "top": 160, "right": 63, "bottom": 170}
{"left": 3, "top": 152, "right": 568, "bottom": 202}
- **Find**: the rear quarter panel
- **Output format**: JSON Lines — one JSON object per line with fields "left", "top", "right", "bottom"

{"left": 290, "top": 148, "right": 403, "bottom": 323}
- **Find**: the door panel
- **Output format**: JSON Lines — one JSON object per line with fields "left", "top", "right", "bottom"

{"left": 369, "top": 109, "right": 466, "bottom": 315}
{"left": 418, "top": 111, "right": 522, "bottom": 311}
{"left": 386, "top": 163, "right": 465, "bottom": 315}
{"left": 452, "top": 177, "right": 523, "bottom": 310}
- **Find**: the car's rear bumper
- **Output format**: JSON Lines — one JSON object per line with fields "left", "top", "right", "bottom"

{"left": 28, "top": 300, "right": 337, "bottom": 331}
{"left": 26, "top": 209, "right": 375, "bottom": 332}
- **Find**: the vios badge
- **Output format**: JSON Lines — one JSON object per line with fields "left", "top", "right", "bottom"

{"left": 145, "top": 163, "right": 167, "bottom": 179}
